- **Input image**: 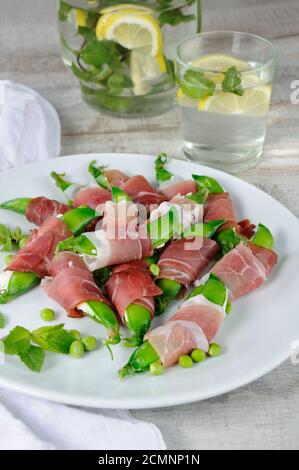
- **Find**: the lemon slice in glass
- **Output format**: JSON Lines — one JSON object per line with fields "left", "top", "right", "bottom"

{"left": 191, "top": 54, "right": 250, "bottom": 72}
{"left": 198, "top": 85, "right": 272, "bottom": 115}
{"left": 100, "top": 4, "right": 153, "bottom": 15}
{"left": 130, "top": 51, "right": 167, "bottom": 95}
{"left": 68, "top": 9, "right": 87, "bottom": 27}
{"left": 96, "top": 11, "right": 163, "bottom": 56}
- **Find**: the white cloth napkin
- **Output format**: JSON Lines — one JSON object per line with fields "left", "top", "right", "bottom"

{"left": 0, "top": 80, "right": 60, "bottom": 171}
{"left": 0, "top": 389, "right": 165, "bottom": 450}
{"left": 0, "top": 81, "right": 166, "bottom": 450}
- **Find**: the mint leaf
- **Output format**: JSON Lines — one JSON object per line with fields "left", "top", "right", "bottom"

{"left": 81, "top": 40, "right": 122, "bottom": 70}
{"left": 31, "top": 324, "right": 74, "bottom": 354}
{"left": 178, "top": 69, "right": 215, "bottom": 99}
{"left": 0, "top": 312, "right": 5, "bottom": 329}
{"left": 19, "top": 345, "right": 45, "bottom": 372}
{"left": 158, "top": 8, "right": 195, "bottom": 26}
{"left": 0, "top": 224, "right": 25, "bottom": 252}
{"left": 4, "top": 326, "right": 31, "bottom": 355}
{"left": 222, "top": 66, "right": 244, "bottom": 96}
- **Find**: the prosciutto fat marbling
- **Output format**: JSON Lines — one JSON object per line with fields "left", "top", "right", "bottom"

{"left": 26, "top": 197, "right": 70, "bottom": 226}
{"left": 43, "top": 252, "right": 109, "bottom": 318}
{"left": 6, "top": 217, "right": 72, "bottom": 278}
{"left": 146, "top": 294, "right": 227, "bottom": 367}
{"left": 105, "top": 260, "right": 162, "bottom": 321}
{"left": 159, "top": 178, "right": 197, "bottom": 200}
{"left": 212, "top": 242, "right": 277, "bottom": 299}
{"left": 73, "top": 187, "right": 111, "bottom": 210}
{"left": 157, "top": 237, "right": 219, "bottom": 289}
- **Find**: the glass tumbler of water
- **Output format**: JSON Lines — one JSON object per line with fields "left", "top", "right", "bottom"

{"left": 175, "top": 31, "right": 276, "bottom": 173}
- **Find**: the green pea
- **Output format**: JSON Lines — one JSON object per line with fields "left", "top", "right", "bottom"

{"left": 82, "top": 336, "right": 97, "bottom": 351}
{"left": 149, "top": 264, "right": 160, "bottom": 277}
{"left": 0, "top": 312, "right": 5, "bottom": 329}
{"left": 4, "top": 255, "right": 13, "bottom": 265}
{"left": 208, "top": 343, "right": 222, "bottom": 357}
{"left": 19, "top": 236, "right": 29, "bottom": 250}
{"left": 70, "top": 340, "right": 85, "bottom": 358}
{"left": 68, "top": 329, "right": 81, "bottom": 340}
{"left": 191, "top": 349, "right": 206, "bottom": 363}
{"left": 40, "top": 308, "right": 55, "bottom": 322}
{"left": 150, "top": 360, "right": 164, "bottom": 376}
{"left": 178, "top": 355, "right": 193, "bottom": 368}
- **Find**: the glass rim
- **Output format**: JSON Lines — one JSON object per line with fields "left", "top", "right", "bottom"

{"left": 175, "top": 30, "right": 277, "bottom": 75}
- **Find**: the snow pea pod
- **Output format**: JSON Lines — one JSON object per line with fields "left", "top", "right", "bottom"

{"left": 60, "top": 206, "right": 98, "bottom": 236}
{"left": 81, "top": 300, "right": 120, "bottom": 347}
{"left": 56, "top": 234, "right": 96, "bottom": 256}
{"left": 0, "top": 271, "right": 40, "bottom": 304}
{"left": 0, "top": 198, "right": 32, "bottom": 215}
{"left": 251, "top": 223, "right": 274, "bottom": 250}
{"left": 111, "top": 186, "right": 131, "bottom": 202}
{"left": 192, "top": 175, "right": 224, "bottom": 194}
{"left": 50, "top": 171, "right": 82, "bottom": 202}
{"left": 88, "top": 161, "right": 110, "bottom": 189}
{"left": 123, "top": 304, "right": 152, "bottom": 348}
{"left": 148, "top": 206, "right": 181, "bottom": 249}
{"left": 118, "top": 340, "right": 159, "bottom": 378}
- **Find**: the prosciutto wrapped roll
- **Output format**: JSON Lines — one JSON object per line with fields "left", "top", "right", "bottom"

{"left": 106, "top": 260, "right": 162, "bottom": 345}
{"left": 0, "top": 196, "right": 70, "bottom": 226}
{"left": 212, "top": 241, "right": 278, "bottom": 299}
{"left": 88, "top": 161, "right": 129, "bottom": 189}
{"left": 119, "top": 274, "right": 229, "bottom": 376}
{"left": 149, "top": 195, "right": 204, "bottom": 232}
{"left": 157, "top": 237, "right": 219, "bottom": 290}
{"left": 26, "top": 197, "right": 70, "bottom": 226}
{"left": 6, "top": 217, "right": 72, "bottom": 278}
{"left": 43, "top": 252, "right": 120, "bottom": 344}
{"left": 121, "top": 175, "right": 167, "bottom": 211}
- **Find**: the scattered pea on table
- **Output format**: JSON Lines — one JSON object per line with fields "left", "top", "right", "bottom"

{"left": 208, "top": 343, "right": 222, "bottom": 357}
{"left": 191, "top": 349, "right": 206, "bottom": 363}
{"left": 68, "top": 329, "right": 81, "bottom": 340}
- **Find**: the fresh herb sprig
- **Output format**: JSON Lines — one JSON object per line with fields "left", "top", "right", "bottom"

{"left": 2, "top": 324, "right": 75, "bottom": 372}
{"left": 222, "top": 66, "right": 245, "bottom": 96}
{"left": 0, "top": 224, "right": 26, "bottom": 252}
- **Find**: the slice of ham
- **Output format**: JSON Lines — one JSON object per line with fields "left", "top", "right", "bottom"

{"left": 159, "top": 179, "right": 197, "bottom": 200}
{"left": 157, "top": 237, "right": 219, "bottom": 290}
{"left": 82, "top": 228, "right": 153, "bottom": 271}
{"left": 105, "top": 169, "right": 129, "bottom": 187}
{"left": 247, "top": 242, "right": 278, "bottom": 276}
{"left": 105, "top": 260, "right": 162, "bottom": 321}
{"left": 121, "top": 175, "right": 167, "bottom": 212}
{"left": 73, "top": 187, "right": 111, "bottom": 210}
{"left": 43, "top": 252, "right": 109, "bottom": 318}
{"left": 6, "top": 217, "right": 72, "bottom": 278}
{"left": 204, "top": 192, "right": 236, "bottom": 231}
{"left": 146, "top": 293, "right": 227, "bottom": 368}
{"left": 26, "top": 197, "right": 70, "bottom": 226}
{"left": 212, "top": 241, "right": 276, "bottom": 299}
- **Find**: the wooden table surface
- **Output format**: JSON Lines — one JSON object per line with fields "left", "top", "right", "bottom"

{"left": 1, "top": 0, "right": 299, "bottom": 449}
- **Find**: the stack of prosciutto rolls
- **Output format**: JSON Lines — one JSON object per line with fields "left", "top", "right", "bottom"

{"left": 0, "top": 155, "right": 278, "bottom": 378}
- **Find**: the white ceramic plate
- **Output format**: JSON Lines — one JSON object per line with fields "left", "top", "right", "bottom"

{"left": 0, "top": 153, "right": 299, "bottom": 409}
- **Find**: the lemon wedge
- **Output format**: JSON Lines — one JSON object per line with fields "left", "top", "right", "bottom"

{"left": 198, "top": 85, "right": 272, "bottom": 115}
{"left": 96, "top": 11, "right": 163, "bottom": 56}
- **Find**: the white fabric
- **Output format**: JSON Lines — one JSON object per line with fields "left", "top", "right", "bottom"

{"left": 0, "top": 81, "right": 166, "bottom": 451}
{"left": 0, "top": 81, "right": 60, "bottom": 171}
{"left": 0, "top": 389, "right": 166, "bottom": 450}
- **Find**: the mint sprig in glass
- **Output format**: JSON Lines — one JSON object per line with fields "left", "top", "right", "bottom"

{"left": 57, "top": 0, "right": 202, "bottom": 116}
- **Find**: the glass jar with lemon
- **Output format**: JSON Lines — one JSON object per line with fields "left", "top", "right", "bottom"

{"left": 58, "top": 0, "right": 201, "bottom": 116}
